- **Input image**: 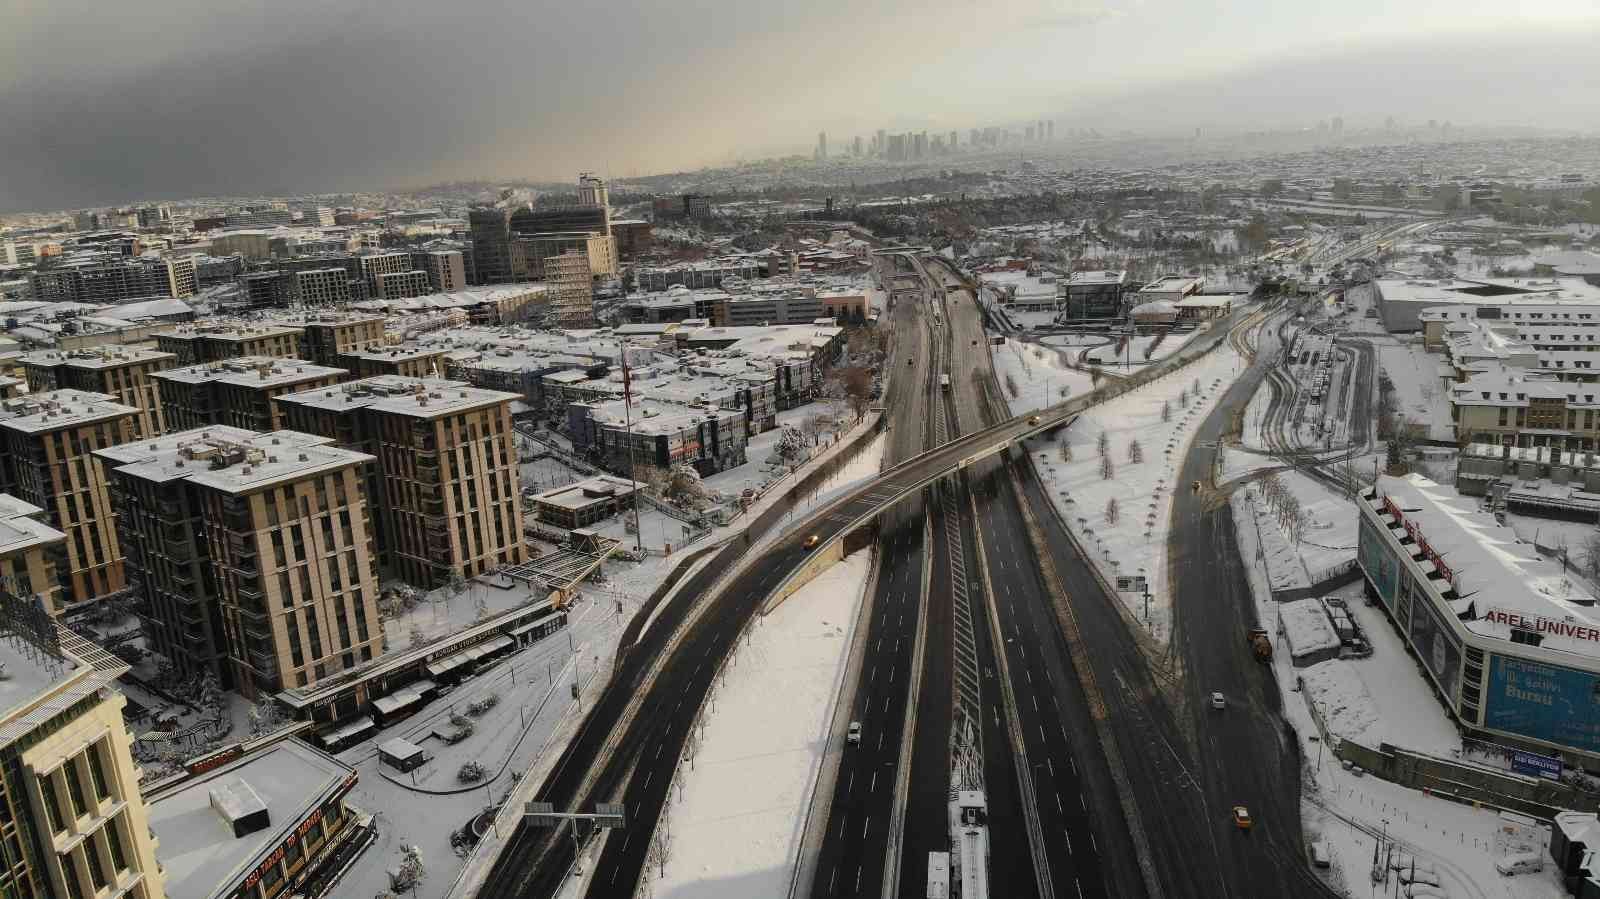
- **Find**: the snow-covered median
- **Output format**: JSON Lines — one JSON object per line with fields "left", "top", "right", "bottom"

{"left": 1021, "top": 342, "right": 1245, "bottom": 642}
{"left": 648, "top": 551, "right": 872, "bottom": 898}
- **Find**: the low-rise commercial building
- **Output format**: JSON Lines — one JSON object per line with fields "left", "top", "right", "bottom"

{"left": 568, "top": 399, "right": 748, "bottom": 477}
{"left": 144, "top": 738, "right": 367, "bottom": 899}
{"left": 1380, "top": 277, "right": 1600, "bottom": 333}
{"left": 1059, "top": 270, "right": 1128, "bottom": 320}
{"left": 1358, "top": 474, "right": 1600, "bottom": 770}
{"left": 0, "top": 622, "right": 168, "bottom": 899}
{"left": 531, "top": 475, "right": 639, "bottom": 530}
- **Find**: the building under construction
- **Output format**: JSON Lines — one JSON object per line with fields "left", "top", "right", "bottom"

{"left": 547, "top": 249, "right": 595, "bottom": 329}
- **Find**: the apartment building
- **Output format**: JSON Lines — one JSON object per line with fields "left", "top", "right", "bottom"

{"left": 156, "top": 324, "right": 304, "bottom": 367}
{"left": 372, "top": 269, "right": 430, "bottom": 301}
{"left": 295, "top": 314, "right": 385, "bottom": 370}
{"left": 0, "top": 391, "right": 137, "bottom": 610}
{"left": 241, "top": 272, "right": 293, "bottom": 309}
{"left": 294, "top": 268, "right": 353, "bottom": 306}
{"left": 275, "top": 377, "right": 525, "bottom": 588}
{"left": 567, "top": 398, "right": 748, "bottom": 477}
{"left": 21, "top": 347, "right": 178, "bottom": 439}
{"left": 0, "top": 620, "right": 167, "bottom": 899}
{"left": 0, "top": 495, "right": 68, "bottom": 614}
{"left": 411, "top": 249, "right": 466, "bottom": 293}
{"left": 356, "top": 252, "right": 415, "bottom": 298}
{"left": 97, "top": 428, "right": 383, "bottom": 698}
{"left": 154, "top": 356, "right": 347, "bottom": 434}
{"left": 336, "top": 345, "right": 449, "bottom": 380}
{"left": 547, "top": 250, "right": 594, "bottom": 329}
{"left": 1379, "top": 277, "right": 1600, "bottom": 333}
{"left": 28, "top": 255, "right": 196, "bottom": 303}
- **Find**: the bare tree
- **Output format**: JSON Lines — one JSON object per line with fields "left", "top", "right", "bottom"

{"left": 1005, "top": 372, "right": 1020, "bottom": 399}
{"left": 1178, "top": 388, "right": 1189, "bottom": 408}
{"left": 1161, "top": 401, "right": 1171, "bottom": 423}
{"left": 1127, "top": 440, "right": 1143, "bottom": 464}
{"left": 1581, "top": 530, "right": 1600, "bottom": 584}
{"left": 1104, "top": 497, "right": 1120, "bottom": 525}
{"left": 1097, "top": 430, "right": 1110, "bottom": 457}
{"left": 842, "top": 366, "right": 874, "bottom": 421}
{"left": 1059, "top": 438, "right": 1073, "bottom": 462}
{"left": 800, "top": 415, "right": 824, "bottom": 447}
{"left": 1100, "top": 454, "right": 1115, "bottom": 481}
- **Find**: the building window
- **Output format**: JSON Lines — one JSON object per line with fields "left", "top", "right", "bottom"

{"left": 39, "top": 775, "right": 64, "bottom": 834}
{"left": 85, "top": 744, "right": 110, "bottom": 801}
{"left": 105, "top": 816, "right": 128, "bottom": 872}
{"left": 59, "top": 852, "right": 85, "bottom": 899}
{"left": 85, "top": 841, "right": 109, "bottom": 891}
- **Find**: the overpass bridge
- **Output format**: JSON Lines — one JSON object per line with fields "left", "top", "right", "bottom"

{"left": 474, "top": 283, "right": 1259, "bottom": 899}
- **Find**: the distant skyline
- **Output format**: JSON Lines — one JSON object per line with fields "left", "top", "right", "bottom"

{"left": 2, "top": 0, "right": 1598, "bottom": 213}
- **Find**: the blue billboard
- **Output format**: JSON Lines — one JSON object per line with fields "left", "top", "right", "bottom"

{"left": 1358, "top": 518, "right": 1400, "bottom": 610}
{"left": 1485, "top": 656, "right": 1600, "bottom": 754}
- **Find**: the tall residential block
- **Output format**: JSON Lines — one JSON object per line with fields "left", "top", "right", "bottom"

{"left": 294, "top": 268, "right": 353, "bottom": 306}
{"left": 547, "top": 250, "right": 595, "bottom": 329}
{"left": 0, "top": 390, "right": 136, "bottom": 611}
{"left": 356, "top": 252, "right": 415, "bottom": 298}
{"left": 21, "top": 347, "right": 179, "bottom": 440}
{"left": 153, "top": 356, "right": 347, "bottom": 435}
{"left": 372, "top": 269, "right": 430, "bottom": 300}
{"left": 0, "top": 620, "right": 168, "bottom": 899}
{"left": 98, "top": 428, "right": 383, "bottom": 698}
{"left": 28, "top": 255, "right": 196, "bottom": 304}
{"left": 295, "top": 314, "right": 386, "bottom": 369}
{"left": 156, "top": 323, "right": 304, "bottom": 367}
{"left": 0, "top": 495, "right": 68, "bottom": 614}
{"left": 412, "top": 249, "right": 466, "bottom": 293}
{"left": 276, "top": 377, "right": 526, "bottom": 588}
{"left": 467, "top": 207, "right": 514, "bottom": 286}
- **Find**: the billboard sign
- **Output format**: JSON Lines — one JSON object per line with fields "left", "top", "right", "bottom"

{"left": 1408, "top": 594, "right": 1462, "bottom": 694}
{"left": 1358, "top": 518, "right": 1400, "bottom": 610}
{"left": 1510, "top": 749, "right": 1563, "bottom": 781}
{"left": 1485, "top": 656, "right": 1600, "bottom": 754}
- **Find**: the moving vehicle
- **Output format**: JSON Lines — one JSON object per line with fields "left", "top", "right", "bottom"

{"left": 1191, "top": 479, "right": 1201, "bottom": 493}
{"left": 909, "top": 357, "right": 916, "bottom": 367}
{"left": 1233, "top": 806, "right": 1253, "bottom": 830}
{"left": 939, "top": 374, "right": 951, "bottom": 392}
{"left": 846, "top": 721, "right": 862, "bottom": 745}
{"left": 1247, "top": 627, "right": 1273, "bottom": 663}
{"left": 1211, "top": 691, "right": 1226, "bottom": 710}
{"left": 802, "top": 534, "right": 820, "bottom": 550}
{"left": 1027, "top": 415, "right": 1040, "bottom": 426}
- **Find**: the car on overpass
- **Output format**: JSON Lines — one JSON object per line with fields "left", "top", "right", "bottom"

{"left": 1233, "top": 806, "right": 1253, "bottom": 831}
{"left": 803, "top": 534, "right": 820, "bottom": 550}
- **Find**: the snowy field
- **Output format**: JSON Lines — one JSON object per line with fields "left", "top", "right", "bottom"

{"left": 1082, "top": 329, "right": 1200, "bottom": 367}
{"left": 1021, "top": 341, "right": 1247, "bottom": 641}
{"left": 648, "top": 551, "right": 872, "bottom": 899}
{"left": 703, "top": 402, "right": 856, "bottom": 499}
{"left": 993, "top": 338, "right": 1100, "bottom": 415}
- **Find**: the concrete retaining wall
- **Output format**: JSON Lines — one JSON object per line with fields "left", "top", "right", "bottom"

{"left": 1335, "top": 740, "right": 1600, "bottom": 820}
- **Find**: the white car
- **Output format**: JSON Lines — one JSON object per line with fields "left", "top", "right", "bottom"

{"left": 846, "top": 721, "right": 862, "bottom": 745}
{"left": 1211, "top": 692, "right": 1226, "bottom": 710}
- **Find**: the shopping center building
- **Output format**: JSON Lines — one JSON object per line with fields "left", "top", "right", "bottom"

{"left": 1358, "top": 474, "right": 1600, "bottom": 771}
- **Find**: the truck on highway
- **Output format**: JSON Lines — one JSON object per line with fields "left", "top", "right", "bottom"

{"left": 939, "top": 374, "right": 951, "bottom": 392}
{"left": 1247, "top": 627, "right": 1273, "bottom": 663}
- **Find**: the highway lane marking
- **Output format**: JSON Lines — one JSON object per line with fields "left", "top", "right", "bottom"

{"left": 828, "top": 867, "right": 837, "bottom": 894}
{"left": 1040, "top": 724, "right": 1047, "bottom": 742}
{"left": 655, "top": 744, "right": 663, "bottom": 758}
{"left": 882, "top": 696, "right": 889, "bottom": 713}
{"left": 875, "top": 638, "right": 881, "bottom": 652}
{"left": 643, "top": 771, "right": 653, "bottom": 789}
{"left": 869, "top": 771, "right": 878, "bottom": 793}
{"left": 863, "top": 816, "right": 872, "bottom": 839}
{"left": 1090, "top": 833, "right": 1097, "bottom": 854}
{"left": 1065, "top": 830, "right": 1073, "bottom": 855}
{"left": 855, "top": 866, "right": 863, "bottom": 893}
{"left": 889, "top": 665, "right": 896, "bottom": 684}
{"left": 1076, "top": 879, "right": 1085, "bottom": 899}
{"left": 1025, "top": 670, "right": 1032, "bottom": 685}
{"left": 839, "top": 817, "right": 847, "bottom": 838}
{"left": 1031, "top": 693, "right": 1038, "bottom": 709}
{"left": 1047, "top": 759, "right": 1054, "bottom": 777}
{"left": 869, "top": 665, "right": 876, "bottom": 682}
{"left": 1055, "top": 792, "right": 1063, "bottom": 813}
{"left": 847, "top": 771, "right": 854, "bottom": 794}
{"left": 1079, "top": 793, "right": 1086, "bottom": 810}
{"left": 878, "top": 732, "right": 885, "bottom": 750}
{"left": 1069, "top": 757, "right": 1076, "bottom": 775}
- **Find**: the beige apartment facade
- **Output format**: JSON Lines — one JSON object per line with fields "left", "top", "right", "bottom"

{"left": 98, "top": 428, "right": 383, "bottom": 699}
{"left": 21, "top": 347, "right": 179, "bottom": 440}
{"left": 0, "top": 623, "right": 167, "bottom": 899}
{"left": 0, "top": 391, "right": 136, "bottom": 610}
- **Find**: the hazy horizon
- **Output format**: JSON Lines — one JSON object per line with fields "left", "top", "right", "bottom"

{"left": 3, "top": 0, "right": 1598, "bottom": 213}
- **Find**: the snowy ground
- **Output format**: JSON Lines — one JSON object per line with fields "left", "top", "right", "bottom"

{"left": 993, "top": 337, "right": 1100, "bottom": 415}
{"left": 337, "top": 589, "right": 628, "bottom": 899}
{"left": 1373, "top": 336, "right": 1455, "bottom": 442}
{"left": 1231, "top": 483, "right": 1565, "bottom": 898}
{"left": 1021, "top": 341, "right": 1248, "bottom": 641}
{"left": 519, "top": 456, "right": 590, "bottom": 494}
{"left": 703, "top": 402, "right": 856, "bottom": 499}
{"left": 1082, "top": 329, "right": 1200, "bottom": 367}
{"left": 648, "top": 551, "right": 872, "bottom": 899}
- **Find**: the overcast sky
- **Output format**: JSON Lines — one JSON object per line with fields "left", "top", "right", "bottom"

{"left": 2, "top": 0, "right": 1598, "bottom": 212}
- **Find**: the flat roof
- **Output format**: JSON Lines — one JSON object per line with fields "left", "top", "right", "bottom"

{"left": 146, "top": 740, "right": 354, "bottom": 899}
{"left": 0, "top": 494, "right": 64, "bottom": 560}
{"left": 153, "top": 355, "right": 346, "bottom": 388}
{"left": 159, "top": 323, "right": 304, "bottom": 342}
{"left": 1374, "top": 474, "right": 1600, "bottom": 660}
{"left": 0, "top": 389, "right": 138, "bottom": 435}
{"left": 96, "top": 426, "right": 371, "bottom": 493}
{"left": 275, "top": 376, "right": 517, "bottom": 419}
{"left": 532, "top": 475, "right": 639, "bottom": 510}
{"left": 0, "top": 627, "right": 128, "bottom": 750}
{"left": 1382, "top": 277, "right": 1600, "bottom": 307}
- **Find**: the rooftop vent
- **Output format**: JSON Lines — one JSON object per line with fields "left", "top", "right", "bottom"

{"left": 208, "top": 777, "right": 270, "bottom": 839}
